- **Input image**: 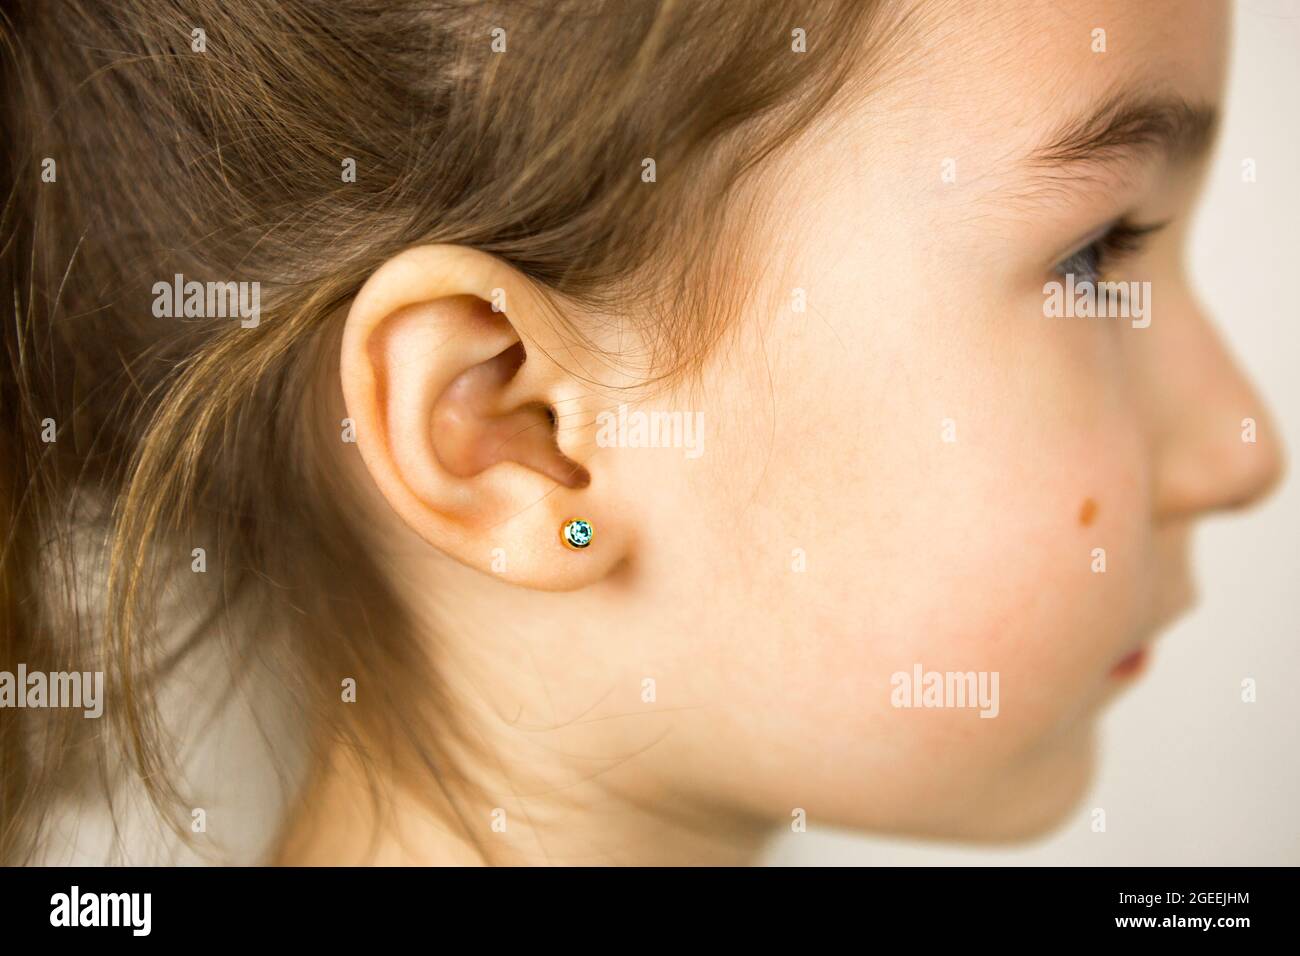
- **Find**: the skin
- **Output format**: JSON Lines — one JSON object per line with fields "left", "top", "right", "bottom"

{"left": 277, "top": 0, "right": 1283, "bottom": 865}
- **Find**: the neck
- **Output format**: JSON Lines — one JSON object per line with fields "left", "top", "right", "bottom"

{"left": 274, "top": 732, "right": 771, "bottom": 866}
{"left": 275, "top": 483, "right": 773, "bottom": 866}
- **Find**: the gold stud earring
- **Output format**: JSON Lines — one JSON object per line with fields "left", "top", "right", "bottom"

{"left": 560, "top": 518, "right": 594, "bottom": 550}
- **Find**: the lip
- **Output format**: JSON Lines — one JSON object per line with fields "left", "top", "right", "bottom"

{"left": 1109, "top": 646, "right": 1149, "bottom": 681}
{"left": 1109, "top": 580, "right": 1197, "bottom": 682}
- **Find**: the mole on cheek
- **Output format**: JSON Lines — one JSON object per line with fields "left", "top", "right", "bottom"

{"left": 1078, "top": 497, "right": 1098, "bottom": 527}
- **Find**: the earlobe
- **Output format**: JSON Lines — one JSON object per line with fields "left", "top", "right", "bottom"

{"left": 339, "top": 245, "right": 625, "bottom": 591}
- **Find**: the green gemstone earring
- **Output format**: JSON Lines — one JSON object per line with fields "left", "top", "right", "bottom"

{"left": 560, "top": 518, "right": 594, "bottom": 550}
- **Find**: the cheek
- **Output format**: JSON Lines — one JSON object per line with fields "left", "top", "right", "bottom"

{"left": 772, "top": 437, "right": 1146, "bottom": 825}
{"left": 681, "top": 295, "right": 1157, "bottom": 825}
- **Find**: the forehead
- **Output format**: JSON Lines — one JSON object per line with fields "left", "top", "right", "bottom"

{"left": 780, "top": 0, "right": 1232, "bottom": 226}
{"left": 845, "top": 0, "right": 1230, "bottom": 161}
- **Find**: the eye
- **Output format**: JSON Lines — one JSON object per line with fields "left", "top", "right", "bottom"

{"left": 1054, "top": 218, "right": 1168, "bottom": 284}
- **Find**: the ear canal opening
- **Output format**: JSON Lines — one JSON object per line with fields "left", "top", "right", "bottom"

{"left": 544, "top": 400, "right": 590, "bottom": 490}
{"left": 490, "top": 341, "right": 590, "bottom": 490}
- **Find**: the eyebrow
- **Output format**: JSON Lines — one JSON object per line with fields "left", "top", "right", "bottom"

{"left": 1026, "top": 90, "right": 1219, "bottom": 177}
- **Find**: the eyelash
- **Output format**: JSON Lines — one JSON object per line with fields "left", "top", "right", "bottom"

{"left": 1054, "top": 219, "right": 1167, "bottom": 283}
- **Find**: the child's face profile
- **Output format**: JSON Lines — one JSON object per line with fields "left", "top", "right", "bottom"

{"left": 610, "top": 0, "right": 1280, "bottom": 839}
{"left": 323, "top": 0, "right": 1283, "bottom": 860}
{"left": 639, "top": 1, "right": 1284, "bottom": 834}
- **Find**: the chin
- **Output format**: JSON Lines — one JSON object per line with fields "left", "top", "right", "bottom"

{"left": 965, "top": 725, "right": 1100, "bottom": 844}
{"left": 875, "top": 723, "right": 1101, "bottom": 845}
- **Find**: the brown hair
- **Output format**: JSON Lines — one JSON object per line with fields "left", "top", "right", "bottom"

{"left": 0, "top": 0, "right": 897, "bottom": 863}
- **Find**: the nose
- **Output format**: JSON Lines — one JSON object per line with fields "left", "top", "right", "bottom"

{"left": 1142, "top": 299, "right": 1285, "bottom": 523}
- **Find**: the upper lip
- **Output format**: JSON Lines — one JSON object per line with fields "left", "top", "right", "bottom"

{"left": 1121, "top": 583, "right": 1197, "bottom": 664}
{"left": 1159, "top": 580, "right": 1198, "bottom": 632}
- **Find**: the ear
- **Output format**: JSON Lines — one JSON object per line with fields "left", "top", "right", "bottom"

{"left": 340, "top": 244, "right": 627, "bottom": 590}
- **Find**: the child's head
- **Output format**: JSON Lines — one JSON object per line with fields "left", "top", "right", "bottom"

{"left": 1, "top": 0, "right": 1282, "bottom": 864}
